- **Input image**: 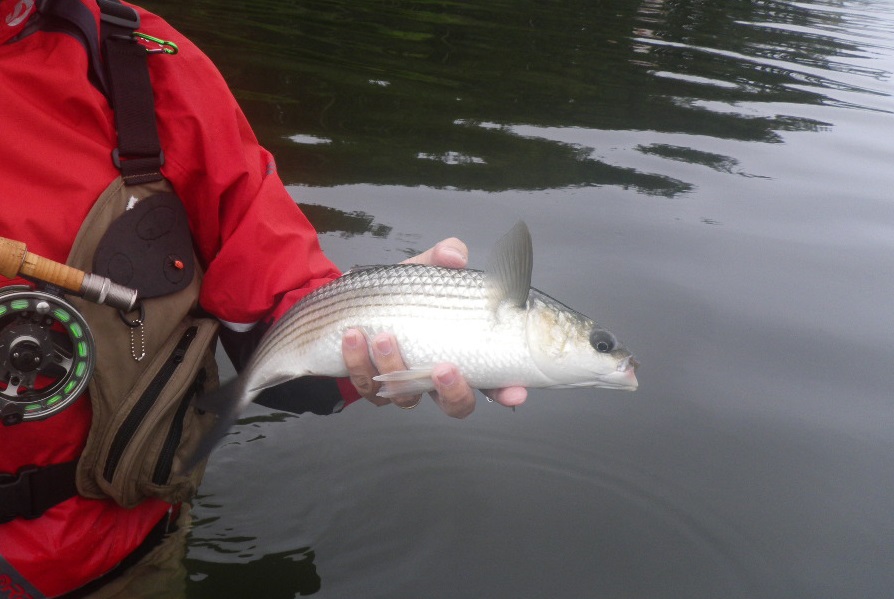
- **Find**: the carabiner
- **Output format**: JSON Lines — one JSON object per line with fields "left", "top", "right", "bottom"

{"left": 133, "top": 32, "right": 179, "bottom": 55}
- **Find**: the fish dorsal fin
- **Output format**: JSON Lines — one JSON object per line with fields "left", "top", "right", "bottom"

{"left": 486, "top": 220, "right": 533, "bottom": 309}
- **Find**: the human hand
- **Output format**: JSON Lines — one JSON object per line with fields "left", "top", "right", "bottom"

{"left": 341, "top": 237, "right": 528, "bottom": 418}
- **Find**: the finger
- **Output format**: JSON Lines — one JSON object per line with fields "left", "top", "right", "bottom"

{"left": 430, "top": 364, "right": 476, "bottom": 419}
{"left": 370, "top": 332, "right": 423, "bottom": 409}
{"left": 483, "top": 386, "right": 528, "bottom": 408}
{"left": 402, "top": 237, "right": 468, "bottom": 268}
{"left": 341, "top": 329, "right": 388, "bottom": 405}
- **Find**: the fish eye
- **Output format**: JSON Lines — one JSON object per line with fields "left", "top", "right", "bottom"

{"left": 590, "top": 329, "right": 616, "bottom": 353}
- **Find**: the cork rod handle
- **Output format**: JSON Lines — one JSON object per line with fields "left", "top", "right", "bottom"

{"left": 0, "top": 236, "right": 138, "bottom": 312}
{"left": 0, "top": 236, "right": 85, "bottom": 293}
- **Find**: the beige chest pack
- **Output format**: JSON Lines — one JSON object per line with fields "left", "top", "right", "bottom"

{"left": 71, "top": 178, "right": 220, "bottom": 507}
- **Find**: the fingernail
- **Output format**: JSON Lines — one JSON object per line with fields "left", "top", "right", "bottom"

{"left": 344, "top": 329, "right": 361, "bottom": 349}
{"left": 441, "top": 247, "right": 467, "bottom": 267}
{"left": 435, "top": 366, "right": 457, "bottom": 388}
{"left": 374, "top": 336, "right": 393, "bottom": 356}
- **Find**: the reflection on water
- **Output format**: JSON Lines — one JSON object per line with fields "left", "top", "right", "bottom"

{"left": 185, "top": 549, "right": 321, "bottom": 598}
{"left": 142, "top": 0, "right": 887, "bottom": 196}
{"left": 636, "top": 143, "right": 754, "bottom": 176}
{"left": 138, "top": 0, "right": 894, "bottom": 597}
{"left": 297, "top": 204, "right": 392, "bottom": 238}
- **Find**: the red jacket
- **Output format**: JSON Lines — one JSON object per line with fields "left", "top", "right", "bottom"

{"left": 0, "top": 2, "right": 342, "bottom": 595}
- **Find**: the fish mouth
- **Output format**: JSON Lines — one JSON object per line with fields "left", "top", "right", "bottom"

{"left": 546, "top": 355, "right": 639, "bottom": 391}
{"left": 607, "top": 355, "right": 639, "bottom": 390}
{"left": 619, "top": 355, "right": 640, "bottom": 373}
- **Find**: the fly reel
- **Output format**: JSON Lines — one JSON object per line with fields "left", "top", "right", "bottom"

{"left": 0, "top": 287, "right": 96, "bottom": 425}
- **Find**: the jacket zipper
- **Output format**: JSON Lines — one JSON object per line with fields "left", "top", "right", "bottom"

{"left": 151, "top": 367, "right": 206, "bottom": 485}
{"left": 103, "top": 326, "right": 198, "bottom": 483}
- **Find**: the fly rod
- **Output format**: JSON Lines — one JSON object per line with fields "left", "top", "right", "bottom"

{"left": 0, "top": 236, "right": 138, "bottom": 312}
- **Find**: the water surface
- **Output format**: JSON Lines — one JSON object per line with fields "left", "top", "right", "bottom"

{"left": 140, "top": 1, "right": 894, "bottom": 597}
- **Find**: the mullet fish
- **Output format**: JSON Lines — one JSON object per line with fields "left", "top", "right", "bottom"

{"left": 189, "top": 221, "right": 638, "bottom": 466}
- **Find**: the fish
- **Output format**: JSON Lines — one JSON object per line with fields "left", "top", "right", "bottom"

{"left": 187, "top": 221, "right": 638, "bottom": 468}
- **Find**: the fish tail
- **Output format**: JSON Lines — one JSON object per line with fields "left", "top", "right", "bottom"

{"left": 180, "top": 377, "right": 249, "bottom": 474}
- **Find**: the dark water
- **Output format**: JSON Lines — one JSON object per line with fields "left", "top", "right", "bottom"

{"left": 140, "top": 1, "right": 893, "bottom": 597}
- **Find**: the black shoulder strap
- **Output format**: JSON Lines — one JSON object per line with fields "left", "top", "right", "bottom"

{"left": 42, "top": 0, "right": 165, "bottom": 185}
{"left": 98, "top": 1, "right": 166, "bottom": 185}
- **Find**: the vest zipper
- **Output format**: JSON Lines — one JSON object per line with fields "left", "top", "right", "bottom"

{"left": 103, "top": 326, "right": 198, "bottom": 483}
{"left": 151, "top": 367, "right": 206, "bottom": 485}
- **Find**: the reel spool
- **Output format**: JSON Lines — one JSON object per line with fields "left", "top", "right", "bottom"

{"left": 0, "top": 287, "right": 96, "bottom": 425}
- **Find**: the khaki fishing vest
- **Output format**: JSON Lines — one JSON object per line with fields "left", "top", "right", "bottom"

{"left": 66, "top": 176, "right": 220, "bottom": 508}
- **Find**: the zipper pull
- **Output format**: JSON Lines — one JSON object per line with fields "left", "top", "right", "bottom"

{"left": 173, "top": 327, "right": 198, "bottom": 364}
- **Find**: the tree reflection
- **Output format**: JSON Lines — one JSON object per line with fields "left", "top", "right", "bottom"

{"left": 185, "top": 548, "right": 321, "bottom": 597}
{"left": 141, "top": 0, "right": 877, "bottom": 194}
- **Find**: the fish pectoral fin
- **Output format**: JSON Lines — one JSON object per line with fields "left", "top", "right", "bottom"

{"left": 182, "top": 377, "right": 248, "bottom": 474}
{"left": 246, "top": 371, "right": 301, "bottom": 394}
{"left": 373, "top": 367, "right": 436, "bottom": 399}
{"left": 192, "top": 377, "right": 244, "bottom": 415}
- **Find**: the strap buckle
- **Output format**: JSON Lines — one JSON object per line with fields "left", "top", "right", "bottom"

{"left": 97, "top": 0, "right": 141, "bottom": 30}
{"left": 0, "top": 466, "right": 39, "bottom": 522}
{"left": 0, "top": 461, "right": 78, "bottom": 523}
{"left": 111, "top": 148, "right": 165, "bottom": 170}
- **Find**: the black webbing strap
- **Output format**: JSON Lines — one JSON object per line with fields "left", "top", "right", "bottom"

{"left": 98, "top": 0, "right": 166, "bottom": 185}
{"left": 0, "top": 461, "right": 79, "bottom": 523}
{"left": 41, "top": 0, "right": 165, "bottom": 185}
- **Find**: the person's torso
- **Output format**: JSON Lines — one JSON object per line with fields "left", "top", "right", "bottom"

{"left": 0, "top": 13, "right": 177, "bottom": 598}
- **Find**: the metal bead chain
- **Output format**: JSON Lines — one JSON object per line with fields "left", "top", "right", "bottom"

{"left": 130, "top": 319, "right": 146, "bottom": 362}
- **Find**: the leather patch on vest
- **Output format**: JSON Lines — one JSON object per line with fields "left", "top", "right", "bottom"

{"left": 93, "top": 193, "right": 195, "bottom": 299}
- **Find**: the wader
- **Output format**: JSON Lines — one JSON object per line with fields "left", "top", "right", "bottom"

{"left": 1, "top": 0, "right": 219, "bottom": 523}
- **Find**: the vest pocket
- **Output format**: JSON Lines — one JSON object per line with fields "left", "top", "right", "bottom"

{"left": 151, "top": 364, "right": 207, "bottom": 486}
{"left": 81, "top": 316, "right": 219, "bottom": 508}
{"left": 103, "top": 326, "right": 198, "bottom": 484}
